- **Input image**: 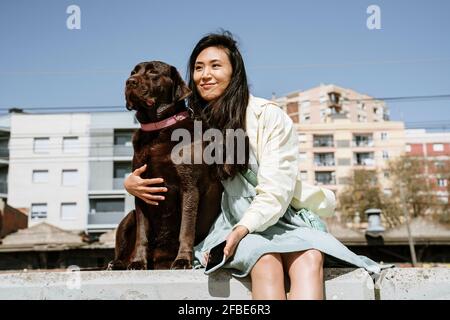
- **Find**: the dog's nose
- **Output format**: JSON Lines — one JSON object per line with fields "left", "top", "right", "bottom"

{"left": 126, "top": 77, "right": 138, "bottom": 88}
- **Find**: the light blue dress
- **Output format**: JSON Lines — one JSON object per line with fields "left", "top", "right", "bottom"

{"left": 194, "top": 150, "right": 392, "bottom": 278}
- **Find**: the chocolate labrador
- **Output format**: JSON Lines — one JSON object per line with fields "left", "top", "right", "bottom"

{"left": 107, "top": 61, "right": 222, "bottom": 270}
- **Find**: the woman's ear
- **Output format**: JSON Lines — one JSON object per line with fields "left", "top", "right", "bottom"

{"left": 171, "top": 66, "right": 192, "bottom": 102}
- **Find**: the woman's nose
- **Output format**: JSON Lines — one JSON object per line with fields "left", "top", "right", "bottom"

{"left": 201, "top": 67, "right": 212, "bottom": 79}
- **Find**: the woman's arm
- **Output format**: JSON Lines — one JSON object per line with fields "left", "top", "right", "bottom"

{"left": 235, "top": 105, "right": 300, "bottom": 233}
{"left": 124, "top": 164, "right": 168, "bottom": 205}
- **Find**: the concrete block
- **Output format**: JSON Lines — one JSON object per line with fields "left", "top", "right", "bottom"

{"left": 0, "top": 268, "right": 373, "bottom": 300}
{"left": 375, "top": 268, "right": 450, "bottom": 300}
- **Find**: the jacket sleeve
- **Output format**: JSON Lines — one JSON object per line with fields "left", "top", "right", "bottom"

{"left": 234, "top": 105, "right": 300, "bottom": 233}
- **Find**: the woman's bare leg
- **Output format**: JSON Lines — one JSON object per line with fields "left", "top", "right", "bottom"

{"left": 282, "top": 249, "right": 325, "bottom": 300}
{"left": 250, "top": 253, "right": 286, "bottom": 300}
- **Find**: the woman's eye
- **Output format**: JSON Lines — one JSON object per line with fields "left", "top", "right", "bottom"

{"left": 195, "top": 66, "right": 203, "bottom": 71}
{"left": 212, "top": 64, "right": 220, "bottom": 68}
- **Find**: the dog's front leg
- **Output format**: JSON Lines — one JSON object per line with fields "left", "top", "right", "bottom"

{"left": 171, "top": 186, "right": 199, "bottom": 269}
{"left": 128, "top": 204, "right": 149, "bottom": 270}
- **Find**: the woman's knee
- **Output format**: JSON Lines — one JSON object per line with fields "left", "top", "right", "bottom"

{"left": 251, "top": 253, "right": 283, "bottom": 279}
{"left": 301, "top": 249, "right": 324, "bottom": 270}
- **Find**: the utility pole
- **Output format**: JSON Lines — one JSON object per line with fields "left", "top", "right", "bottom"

{"left": 399, "top": 183, "right": 417, "bottom": 266}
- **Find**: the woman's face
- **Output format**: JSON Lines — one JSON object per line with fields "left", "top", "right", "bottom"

{"left": 193, "top": 46, "right": 233, "bottom": 102}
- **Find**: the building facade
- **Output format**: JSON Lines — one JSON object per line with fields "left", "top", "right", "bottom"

{"left": 7, "top": 111, "right": 138, "bottom": 233}
{"left": 405, "top": 129, "right": 450, "bottom": 203}
{"left": 274, "top": 84, "right": 406, "bottom": 196}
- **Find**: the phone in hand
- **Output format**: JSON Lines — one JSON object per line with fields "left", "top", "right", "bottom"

{"left": 204, "top": 240, "right": 228, "bottom": 274}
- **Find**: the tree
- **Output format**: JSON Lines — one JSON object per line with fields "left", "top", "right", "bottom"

{"left": 338, "top": 169, "right": 379, "bottom": 221}
{"left": 387, "top": 155, "right": 436, "bottom": 219}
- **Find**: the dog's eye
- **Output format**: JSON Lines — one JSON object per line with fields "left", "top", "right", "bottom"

{"left": 131, "top": 70, "right": 136, "bottom": 75}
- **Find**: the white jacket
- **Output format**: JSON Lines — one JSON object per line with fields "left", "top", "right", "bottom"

{"left": 235, "top": 95, "right": 336, "bottom": 234}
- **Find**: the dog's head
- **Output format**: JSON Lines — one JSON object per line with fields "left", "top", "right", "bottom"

{"left": 125, "top": 61, "right": 191, "bottom": 123}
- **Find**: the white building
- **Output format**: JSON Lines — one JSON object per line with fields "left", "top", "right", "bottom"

{"left": 7, "top": 111, "right": 138, "bottom": 233}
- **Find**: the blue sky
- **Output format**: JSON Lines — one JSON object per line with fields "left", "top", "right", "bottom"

{"left": 0, "top": 0, "right": 449, "bottom": 126}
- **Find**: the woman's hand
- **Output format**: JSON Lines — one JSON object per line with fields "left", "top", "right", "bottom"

{"left": 123, "top": 164, "right": 168, "bottom": 205}
{"left": 223, "top": 225, "right": 249, "bottom": 258}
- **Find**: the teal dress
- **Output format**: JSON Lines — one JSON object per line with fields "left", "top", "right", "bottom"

{"left": 194, "top": 151, "right": 391, "bottom": 278}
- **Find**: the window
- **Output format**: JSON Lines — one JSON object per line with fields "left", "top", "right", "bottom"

{"left": 32, "top": 170, "right": 48, "bottom": 183}
{"left": 62, "top": 169, "right": 79, "bottom": 186}
{"left": 384, "top": 171, "right": 390, "bottom": 178}
{"left": 299, "top": 152, "right": 307, "bottom": 162}
{"left": 89, "top": 199, "right": 124, "bottom": 214}
{"left": 381, "top": 132, "right": 388, "bottom": 140}
{"left": 320, "top": 109, "right": 327, "bottom": 121}
{"left": 437, "top": 179, "right": 447, "bottom": 187}
{"left": 61, "top": 203, "right": 77, "bottom": 220}
{"left": 63, "top": 137, "right": 80, "bottom": 153}
{"left": 31, "top": 203, "right": 47, "bottom": 220}
{"left": 300, "top": 171, "right": 308, "bottom": 181}
{"left": 433, "top": 143, "right": 444, "bottom": 152}
{"left": 301, "top": 114, "right": 310, "bottom": 122}
{"left": 34, "top": 138, "right": 50, "bottom": 153}
{"left": 382, "top": 151, "right": 389, "bottom": 159}
{"left": 114, "top": 130, "right": 134, "bottom": 146}
{"left": 383, "top": 188, "right": 392, "bottom": 196}
{"left": 297, "top": 134, "right": 307, "bottom": 143}
{"left": 114, "top": 162, "right": 132, "bottom": 178}
{"left": 405, "top": 144, "right": 412, "bottom": 153}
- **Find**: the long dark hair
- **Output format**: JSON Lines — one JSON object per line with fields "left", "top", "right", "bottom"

{"left": 187, "top": 31, "right": 250, "bottom": 180}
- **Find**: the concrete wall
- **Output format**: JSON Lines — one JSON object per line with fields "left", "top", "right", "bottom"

{"left": 0, "top": 268, "right": 447, "bottom": 300}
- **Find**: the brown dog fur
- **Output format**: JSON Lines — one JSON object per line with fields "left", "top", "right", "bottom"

{"left": 107, "top": 61, "right": 222, "bottom": 270}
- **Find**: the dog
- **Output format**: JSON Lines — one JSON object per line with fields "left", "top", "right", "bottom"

{"left": 107, "top": 61, "right": 222, "bottom": 270}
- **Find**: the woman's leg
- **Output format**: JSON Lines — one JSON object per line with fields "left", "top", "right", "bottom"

{"left": 250, "top": 253, "right": 286, "bottom": 300}
{"left": 282, "top": 249, "right": 325, "bottom": 300}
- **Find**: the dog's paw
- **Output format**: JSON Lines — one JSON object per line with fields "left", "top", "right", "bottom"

{"left": 106, "top": 260, "right": 127, "bottom": 270}
{"left": 170, "top": 258, "right": 193, "bottom": 270}
{"left": 127, "top": 260, "right": 148, "bottom": 270}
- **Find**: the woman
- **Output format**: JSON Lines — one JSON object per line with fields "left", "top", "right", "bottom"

{"left": 124, "top": 31, "right": 389, "bottom": 300}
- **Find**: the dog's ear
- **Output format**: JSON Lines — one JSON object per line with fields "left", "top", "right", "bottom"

{"left": 170, "top": 66, "right": 191, "bottom": 102}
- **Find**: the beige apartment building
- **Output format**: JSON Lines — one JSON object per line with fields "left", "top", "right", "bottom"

{"left": 274, "top": 84, "right": 406, "bottom": 196}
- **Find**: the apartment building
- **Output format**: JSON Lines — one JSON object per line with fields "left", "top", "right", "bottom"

{"left": 0, "top": 114, "right": 10, "bottom": 200}
{"left": 405, "top": 129, "right": 450, "bottom": 203}
{"left": 7, "top": 111, "right": 138, "bottom": 233}
{"left": 274, "top": 84, "right": 406, "bottom": 195}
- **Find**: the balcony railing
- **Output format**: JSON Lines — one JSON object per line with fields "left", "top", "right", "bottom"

{"left": 352, "top": 139, "right": 374, "bottom": 147}
{"left": 314, "top": 161, "right": 335, "bottom": 167}
{"left": 354, "top": 158, "right": 375, "bottom": 166}
{"left": 313, "top": 140, "right": 334, "bottom": 148}
{"left": 88, "top": 211, "right": 124, "bottom": 225}
{"left": 315, "top": 178, "right": 336, "bottom": 185}
{"left": 113, "top": 144, "right": 133, "bottom": 157}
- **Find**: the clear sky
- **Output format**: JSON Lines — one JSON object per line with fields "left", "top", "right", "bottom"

{"left": 0, "top": 0, "right": 449, "bottom": 127}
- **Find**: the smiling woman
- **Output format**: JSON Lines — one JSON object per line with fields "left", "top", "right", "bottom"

{"left": 193, "top": 47, "right": 233, "bottom": 102}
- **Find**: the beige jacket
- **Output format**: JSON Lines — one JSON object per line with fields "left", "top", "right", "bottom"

{"left": 235, "top": 95, "right": 336, "bottom": 234}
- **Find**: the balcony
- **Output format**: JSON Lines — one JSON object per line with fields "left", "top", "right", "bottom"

{"left": 352, "top": 135, "right": 374, "bottom": 147}
{"left": 313, "top": 135, "right": 334, "bottom": 148}
{"left": 87, "top": 211, "right": 124, "bottom": 225}
{"left": 314, "top": 153, "right": 335, "bottom": 167}
{"left": 354, "top": 152, "right": 375, "bottom": 166}
{"left": 315, "top": 172, "right": 336, "bottom": 185}
{"left": 113, "top": 144, "right": 133, "bottom": 157}
{"left": 326, "top": 92, "right": 342, "bottom": 112}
